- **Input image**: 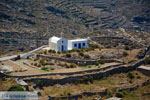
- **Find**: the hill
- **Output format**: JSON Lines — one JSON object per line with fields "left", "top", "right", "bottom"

{"left": 0, "top": 0, "right": 149, "bottom": 34}
{"left": 0, "top": 0, "right": 149, "bottom": 53}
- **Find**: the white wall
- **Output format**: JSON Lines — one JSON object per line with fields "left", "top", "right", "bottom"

{"left": 49, "top": 37, "right": 89, "bottom": 52}
{"left": 49, "top": 42, "right": 57, "bottom": 51}
{"left": 57, "top": 38, "right": 68, "bottom": 52}
{"left": 68, "top": 40, "right": 88, "bottom": 50}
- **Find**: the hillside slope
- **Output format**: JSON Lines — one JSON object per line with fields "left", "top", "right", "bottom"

{"left": 0, "top": 0, "right": 149, "bottom": 53}
{"left": 0, "top": 0, "right": 149, "bottom": 34}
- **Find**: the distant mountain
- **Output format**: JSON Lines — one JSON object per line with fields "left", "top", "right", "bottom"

{"left": 0, "top": 0, "right": 149, "bottom": 36}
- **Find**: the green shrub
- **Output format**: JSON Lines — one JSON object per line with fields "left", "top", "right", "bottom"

{"left": 124, "top": 46, "right": 130, "bottom": 50}
{"left": 65, "top": 63, "right": 70, "bottom": 68}
{"left": 79, "top": 52, "right": 84, "bottom": 56}
{"left": 106, "top": 89, "right": 113, "bottom": 98}
{"left": 127, "top": 72, "right": 135, "bottom": 79}
{"left": 48, "top": 50, "right": 56, "bottom": 53}
{"left": 137, "top": 75, "right": 141, "bottom": 79}
{"left": 69, "top": 49, "right": 76, "bottom": 52}
{"left": 34, "top": 63, "right": 38, "bottom": 66}
{"left": 50, "top": 68, "right": 55, "bottom": 70}
{"left": 39, "top": 59, "right": 47, "bottom": 66}
{"left": 115, "top": 91, "right": 124, "bottom": 98}
{"left": 116, "top": 90, "right": 128, "bottom": 98}
{"left": 57, "top": 51, "right": 61, "bottom": 54}
{"left": 41, "top": 67, "right": 49, "bottom": 71}
{"left": 43, "top": 50, "right": 47, "bottom": 54}
{"left": 144, "top": 56, "right": 150, "bottom": 64}
{"left": 84, "top": 54, "right": 90, "bottom": 59}
{"left": 8, "top": 85, "right": 24, "bottom": 91}
{"left": 98, "top": 60, "right": 105, "bottom": 64}
{"left": 123, "top": 51, "right": 128, "bottom": 57}
{"left": 37, "top": 64, "right": 41, "bottom": 67}
{"left": 88, "top": 66, "right": 91, "bottom": 68}
{"left": 35, "top": 80, "right": 44, "bottom": 86}
{"left": 70, "top": 63, "right": 77, "bottom": 68}
{"left": 89, "top": 43, "right": 99, "bottom": 49}
{"left": 65, "top": 53, "right": 71, "bottom": 58}
{"left": 95, "top": 61, "right": 99, "bottom": 66}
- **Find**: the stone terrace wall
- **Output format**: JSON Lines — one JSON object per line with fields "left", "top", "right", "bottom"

{"left": 90, "top": 36, "right": 141, "bottom": 48}
{"left": 137, "top": 67, "right": 150, "bottom": 76}
{"left": 49, "top": 90, "right": 107, "bottom": 100}
{"left": 48, "top": 79, "right": 150, "bottom": 100}
{"left": 36, "top": 54, "right": 122, "bottom": 66}
{"left": 24, "top": 59, "right": 144, "bottom": 86}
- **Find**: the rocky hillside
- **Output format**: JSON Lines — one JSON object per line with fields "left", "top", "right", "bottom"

{"left": 0, "top": 0, "right": 149, "bottom": 52}
{"left": 0, "top": 0, "right": 149, "bottom": 34}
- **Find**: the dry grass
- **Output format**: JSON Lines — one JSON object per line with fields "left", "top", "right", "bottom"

{"left": 123, "top": 84, "right": 150, "bottom": 100}
{"left": 123, "top": 49, "right": 141, "bottom": 63}
{"left": 0, "top": 78, "right": 17, "bottom": 91}
{"left": 40, "top": 71, "right": 149, "bottom": 97}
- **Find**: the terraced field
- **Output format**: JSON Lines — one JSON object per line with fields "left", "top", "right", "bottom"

{"left": 0, "top": 0, "right": 149, "bottom": 53}
{"left": 0, "top": 0, "right": 149, "bottom": 33}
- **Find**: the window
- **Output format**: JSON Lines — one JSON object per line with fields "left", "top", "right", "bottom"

{"left": 83, "top": 43, "right": 85, "bottom": 46}
{"left": 78, "top": 43, "right": 81, "bottom": 49}
{"left": 74, "top": 43, "right": 77, "bottom": 47}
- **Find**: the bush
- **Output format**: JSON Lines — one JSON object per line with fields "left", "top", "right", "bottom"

{"left": 8, "top": 85, "right": 24, "bottom": 91}
{"left": 89, "top": 43, "right": 99, "bottom": 49}
{"left": 124, "top": 46, "right": 130, "bottom": 50}
{"left": 95, "top": 61, "right": 99, "bottom": 66}
{"left": 57, "top": 51, "right": 61, "bottom": 54}
{"left": 65, "top": 53, "right": 71, "bottom": 58}
{"left": 98, "top": 60, "right": 105, "bottom": 64}
{"left": 84, "top": 54, "right": 90, "bottom": 59}
{"left": 69, "top": 63, "right": 77, "bottom": 68}
{"left": 34, "top": 63, "right": 38, "bottom": 66}
{"left": 123, "top": 51, "right": 128, "bottom": 57}
{"left": 39, "top": 59, "right": 47, "bottom": 66}
{"left": 64, "top": 63, "right": 70, "bottom": 68}
{"left": 41, "top": 67, "right": 49, "bottom": 71}
{"left": 106, "top": 89, "right": 113, "bottom": 98}
{"left": 79, "top": 52, "right": 84, "bottom": 56}
{"left": 37, "top": 64, "right": 41, "bottom": 67}
{"left": 50, "top": 68, "right": 55, "bottom": 70}
{"left": 43, "top": 50, "right": 47, "bottom": 54}
{"left": 127, "top": 72, "right": 135, "bottom": 79}
{"left": 115, "top": 91, "right": 124, "bottom": 98}
{"left": 69, "top": 49, "right": 76, "bottom": 53}
{"left": 137, "top": 75, "right": 141, "bottom": 79}
{"left": 48, "top": 50, "right": 56, "bottom": 53}
{"left": 35, "top": 80, "right": 44, "bottom": 86}
{"left": 144, "top": 56, "right": 150, "bottom": 64}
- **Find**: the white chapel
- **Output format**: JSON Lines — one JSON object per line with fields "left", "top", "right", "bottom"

{"left": 48, "top": 36, "right": 89, "bottom": 52}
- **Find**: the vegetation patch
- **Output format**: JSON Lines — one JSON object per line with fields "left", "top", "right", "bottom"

{"left": 144, "top": 56, "right": 150, "bottom": 64}
{"left": 41, "top": 67, "right": 49, "bottom": 71}
{"left": 8, "top": 85, "right": 25, "bottom": 91}
{"left": 40, "top": 71, "right": 149, "bottom": 97}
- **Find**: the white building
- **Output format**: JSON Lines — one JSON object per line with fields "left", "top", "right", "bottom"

{"left": 48, "top": 36, "right": 89, "bottom": 52}
{"left": 49, "top": 36, "right": 68, "bottom": 52}
{"left": 68, "top": 38, "right": 88, "bottom": 50}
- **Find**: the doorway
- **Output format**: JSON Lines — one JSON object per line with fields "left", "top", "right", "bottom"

{"left": 61, "top": 45, "right": 64, "bottom": 51}
{"left": 78, "top": 43, "right": 81, "bottom": 49}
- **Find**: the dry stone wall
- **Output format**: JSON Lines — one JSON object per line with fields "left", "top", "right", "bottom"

{"left": 24, "top": 59, "right": 144, "bottom": 86}
{"left": 37, "top": 54, "right": 121, "bottom": 66}
{"left": 48, "top": 79, "right": 150, "bottom": 100}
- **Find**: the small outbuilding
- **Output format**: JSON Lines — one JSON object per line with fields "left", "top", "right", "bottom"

{"left": 68, "top": 38, "right": 88, "bottom": 50}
